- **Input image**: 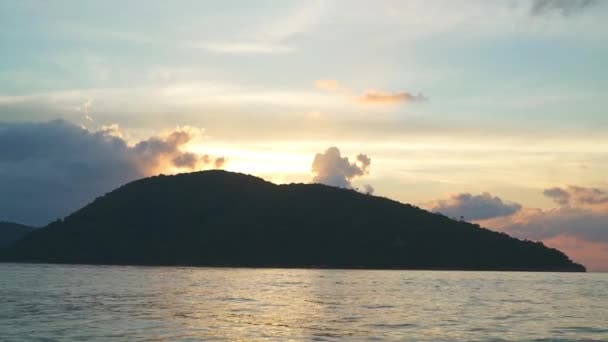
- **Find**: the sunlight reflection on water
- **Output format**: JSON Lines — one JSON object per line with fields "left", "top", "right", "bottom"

{"left": 0, "top": 263, "right": 606, "bottom": 341}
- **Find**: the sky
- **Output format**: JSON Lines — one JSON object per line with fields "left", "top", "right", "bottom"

{"left": 1, "top": 0, "right": 607, "bottom": 270}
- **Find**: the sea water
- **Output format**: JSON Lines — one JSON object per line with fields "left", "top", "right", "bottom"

{"left": 0, "top": 263, "right": 606, "bottom": 341}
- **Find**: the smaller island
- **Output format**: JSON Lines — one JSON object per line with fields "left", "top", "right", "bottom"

{"left": 1, "top": 171, "right": 585, "bottom": 272}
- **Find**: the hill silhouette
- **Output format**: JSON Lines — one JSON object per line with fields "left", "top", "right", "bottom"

{"left": 1, "top": 171, "right": 585, "bottom": 271}
{"left": 0, "top": 222, "right": 35, "bottom": 249}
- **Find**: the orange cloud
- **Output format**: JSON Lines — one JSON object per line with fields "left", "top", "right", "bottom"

{"left": 314, "top": 79, "right": 341, "bottom": 92}
{"left": 356, "top": 90, "right": 427, "bottom": 105}
{"left": 131, "top": 126, "right": 225, "bottom": 174}
{"left": 314, "top": 79, "right": 427, "bottom": 105}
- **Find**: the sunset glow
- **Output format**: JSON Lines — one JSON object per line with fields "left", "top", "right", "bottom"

{"left": 1, "top": 0, "right": 607, "bottom": 270}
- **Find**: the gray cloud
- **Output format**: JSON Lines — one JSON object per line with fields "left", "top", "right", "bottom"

{"left": 477, "top": 204, "right": 608, "bottom": 271}
{"left": 530, "top": 0, "right": 597, "bottom": 16}
{"left": 544, "top": 185, "right": 608, "bottom": 206}
{"left": 425, "top": 186, "right": 608, "bottom": 270}
{"left": 429, "top": 192, "right": 522, "bottom": 221}
{"left": 172, "top": 152, "right": 206, "bottom": 168}
{"left": 543, "top": 187, "right": 570, "bottom": 205}
{"left": 476, "top": 185, "right": 608, "bottom": 243}
{"left": 481, "top": 207, "right": 608, "bottom": 243}
{"left": 0, "top": 120, "right": 224, "bottom": 226}
{"left": 311, "top": 147, "right": 371, "bottom": 189}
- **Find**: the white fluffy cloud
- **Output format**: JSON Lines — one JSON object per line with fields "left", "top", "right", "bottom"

{"left": 0, "top": 120, "right": 224, "bottom": 226}
{"left": 311, "top": 147, "right": 371, "bottom": 189}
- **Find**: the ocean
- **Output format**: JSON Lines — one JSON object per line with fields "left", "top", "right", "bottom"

{"left": 1, "top": 263, "right": 606, "bottom": 341}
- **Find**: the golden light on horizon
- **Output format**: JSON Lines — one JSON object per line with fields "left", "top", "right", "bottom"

{"left": 190, "top": 144, "right": 313, "bottom": 182}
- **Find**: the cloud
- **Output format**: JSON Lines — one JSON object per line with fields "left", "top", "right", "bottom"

{"left": 471, "top": 187, "right": 608, "bottom": 270}
{"left": 543, "top": 185, "right": 608, "bottom": 207}
{"left": 314, "top": 79, "right": 342, "bottom": 92}
{"left": 200, "top": 0, "right": 325, "bottom": 54}
{"left": 356, "top": 90, "right": 428, "bottom": 105}
{"left": 479, "top": 206, "right": 608, "bottom": 243}
{"left": 171, "top": 152, "right": 206, "bottom": 169}
{"left": 198, "top": 42, "right": 295, "bottom": 55}
{"left": 314, "top": 79, "right": 427, "bottom": 106}
{"left": 543, "top": 187, "right": 570, "bottom": 205}
{"left": 0, "top": 120, "right": 224, "bottom": 226}
{"left": 214, "top": 157, "right": 226, "bottom": 169}
{"left": 131, "top": 127, "right": 218, "bottom": 174}
{"left": 428, "top": 192, "right": 522, "bottom": 220}
{"left": 76, "top": 98, "right": 94, "bottom": 123}
{"left": 530, "top": 0, "right": 598, "bottom": 16}
{"left": 311, "top": 147, "right": 371, "bottom": 188}
{"left": 428, "top": 186, "right": 608, "bottom": 241}
{"left": 100, "top": 123, "right": 126, "bottom": 139}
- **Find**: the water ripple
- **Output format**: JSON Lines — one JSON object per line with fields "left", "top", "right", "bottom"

{"left": 0, "top": 263, "right": 606, "bottom": 341}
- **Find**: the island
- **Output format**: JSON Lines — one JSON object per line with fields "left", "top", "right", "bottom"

{"left": 0, "top": 170, "right": 585, "bottom": 272}
{"left": 0, "top": 222, "right": 34, "bottom": 249}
